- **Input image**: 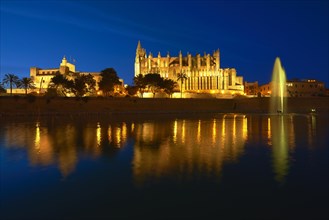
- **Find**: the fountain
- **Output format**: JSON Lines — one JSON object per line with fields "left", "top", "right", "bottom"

{"left": 270, "top": 57, "right": 287, "bottom": 114}
{"left": 268, "top": 58, "right": 289, "bottom": 182}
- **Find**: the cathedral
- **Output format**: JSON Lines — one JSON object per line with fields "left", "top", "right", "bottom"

{"left": 134, "top": 41, "right": 244, "bottom": 95}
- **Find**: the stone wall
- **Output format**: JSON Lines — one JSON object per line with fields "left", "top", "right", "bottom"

{"left": 0, "top": 96, "right": 328, "bottom": 116}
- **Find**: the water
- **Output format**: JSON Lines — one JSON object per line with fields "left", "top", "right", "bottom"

{"left": 270, "top": 57, "right": 287, "bottom": 114}
{"left": 0, "top": 114, "right": 328, "bottom": 220}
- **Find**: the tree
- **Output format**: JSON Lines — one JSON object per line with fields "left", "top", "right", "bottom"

{"left": 72, "top": 75, "right": 86, "bottom": 97}
{"left": 125, "top": 85, "right": 138, "bottom": 96}
{"left": 133, "top": 74, "right": 146, "bottom": 97}
{"left": 82, "top": 74, "right": 96, "bottom": 95}
{"left": 0, "top": 83, "right": 6, "bottom": 93}
{"left": 72, "top": 74, "right": 96, "bottom": 97}
{"left": 161, "top": 79, "right": 177, "bottom": 98}
{"left": 50, "top": 74, "right": 72, "bottom": 96}
{"left": 98, "top": 68, "right": 121, "bottom": 96}
{"left": 50, "top": 74, "right": 67, "bottom": 89}
{"left": 2, "top": 74, "right": 20, "bottom": 96}
{"left": 19, "top": 77, "right": 36, "bottom": 95}
{"left": 177, "top": 73, "right": 188, "bottom": 98}
{"left": 144, "top": 73, "right": 163, "bottom": 98}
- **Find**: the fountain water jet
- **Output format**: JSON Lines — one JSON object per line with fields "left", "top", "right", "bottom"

{"left": 270, "top": 57, "right": 287, "bottom": 114}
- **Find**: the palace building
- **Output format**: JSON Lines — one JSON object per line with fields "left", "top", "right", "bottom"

{"left": 30, "top": 56, "right": 101, "bottom": 93}
{"left": 134, "top": 41, "right": 244, "bottom": 95}
{"left": 30, "top": 56, "right": 124, "bottom": 95}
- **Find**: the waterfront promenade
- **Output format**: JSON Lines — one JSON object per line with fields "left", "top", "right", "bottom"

{"left": 1, "top": 96, "right": 328, "bottom": 117}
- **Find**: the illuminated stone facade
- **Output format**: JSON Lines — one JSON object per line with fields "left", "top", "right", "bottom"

{"left": 259, "top": 79, "right": 325, "bottom": 97}
{"left": 244, "top": 81, "right": 259, "bottom": 96}
{"left": 134, "top": 41, "right": 244, "bottom": 95}
{"left": 30, "top": 56, "right": 102, "bottom": 93}
{"left": 30, "top": 57, "right": 125, "bottom": 95}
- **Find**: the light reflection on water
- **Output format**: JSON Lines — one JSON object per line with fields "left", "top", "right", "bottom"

{"left": 1, "top": 113, "right": 328, "bottom": 219}
{"left": 1, "top": 114, "right": 321, "bottom": 182}
{"left": 133, "top": 114, "right": 247, "bottom": 186}
{"left": 270, "top": 115, "right": 292, "bottom": 183}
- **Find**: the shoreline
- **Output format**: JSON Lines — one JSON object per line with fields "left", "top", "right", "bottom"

{"left": 1, "top": 96, "right": 328, "bottom": 117}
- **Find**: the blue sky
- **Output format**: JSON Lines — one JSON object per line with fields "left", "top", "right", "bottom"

{"left": 1, "top": 0, "right": 328, "bottom": 86}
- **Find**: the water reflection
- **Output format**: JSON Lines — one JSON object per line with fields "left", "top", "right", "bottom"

{"left": 270, "top": 116, "right": 290, "bottom": 183}
{"left": 2, "top": 121, "right": 130, "bottom": 177}
{"left": 32, "top": 122, "right": 54, "bottom": 166}
{"left": 132, "top": 114, "right": 248, "bottom": 186}
{"left": 1, "top": 114, "right": 320, "bottom": 183}
{"left": 307, "top": 114, "right": 316, "bottom": 148}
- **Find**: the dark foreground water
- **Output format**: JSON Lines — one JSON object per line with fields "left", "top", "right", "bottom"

{"left": 1, "top": 113, "right": 328, "bottom": 220}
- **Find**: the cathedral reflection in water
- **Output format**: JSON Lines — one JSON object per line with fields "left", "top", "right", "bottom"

{"left": 132, "top": 115, "right": 247, "bottom": 186}
{"left": 2, "top": 114, "right": 317, "bottom": 183}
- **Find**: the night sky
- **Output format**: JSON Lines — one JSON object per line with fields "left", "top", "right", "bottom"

{"left": 1, "top": 0, "right": 328, "bottom": 86}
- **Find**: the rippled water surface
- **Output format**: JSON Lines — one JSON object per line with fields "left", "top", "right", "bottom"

{"left": 1, "top": 114, "right": 328, "bottom": 219}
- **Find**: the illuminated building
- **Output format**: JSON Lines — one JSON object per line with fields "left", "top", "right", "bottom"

{"left": 244, "top": 81, "right": 259, "bottom": 96}
{"left": 29, "top": 56, "right": 124, "bottom": 95}
{"left": 286, "top": 79, "right": 325, "bottom": 97}
{"left": 259, "top": 79, "right": 325, "bottom": 97}
{"left": 134, "top": 41, "right": 244, "bottom": 95}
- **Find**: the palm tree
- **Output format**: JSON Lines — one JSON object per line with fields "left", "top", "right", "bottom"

{"left": 2, "top": 74, "right": 20, "bottom": 96}
{"left": 20, "top": 77, "right": 36, "bottom": 95}
{"left": 177, "top": 72, "right": 188, "bottom": 98}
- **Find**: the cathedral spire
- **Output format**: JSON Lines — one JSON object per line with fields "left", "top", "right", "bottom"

{"left": 136, "top": 40, "right": 142, "bottom": 61}
{"left": 135, "top": 41, "right": 142, "bottom": 76}
{"left": 137, "top": 40, "right": 141, "bottom": 51}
